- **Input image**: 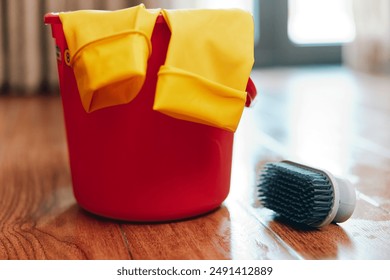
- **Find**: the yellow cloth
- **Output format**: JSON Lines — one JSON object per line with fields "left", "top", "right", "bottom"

{"left": 154, "top": 9, "right": 254, "bottom": 132}
{"left": 59, "top": 5, "right": 159, "bottom": 112}
{"left": 59, "top": 6, "right": 254, "bottom": 131}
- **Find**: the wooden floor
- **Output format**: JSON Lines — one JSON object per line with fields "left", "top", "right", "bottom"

{"left": 1, "top": 66, "right": 389, "bottom": 260}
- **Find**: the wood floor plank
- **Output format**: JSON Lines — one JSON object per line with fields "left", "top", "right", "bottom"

{"left": 122, "top": 208, "right": 233, "bottom": 260}
{"left": 121, "top": 202, "right": 297, "bottom": 260}
{"left": 0, "top": 96, "right": 130, "bottom": 259}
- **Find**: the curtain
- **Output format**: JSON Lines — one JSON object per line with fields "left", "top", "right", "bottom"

{"left": 0, "top": 0, "right": 175, "bottom": 95}
{"left": 343, "top": 0, "right": 390, "bottom": 73}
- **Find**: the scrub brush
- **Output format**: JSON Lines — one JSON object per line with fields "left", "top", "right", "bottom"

{"left": 257, "top": 161, "right": 356, "bottom": 228}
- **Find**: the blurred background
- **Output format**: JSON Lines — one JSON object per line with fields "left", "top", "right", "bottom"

{"left": 0, "top": 0, "right": 389, "bottom": 95}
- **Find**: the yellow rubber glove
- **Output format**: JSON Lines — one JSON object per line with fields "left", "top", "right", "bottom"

{"left": 59, "top": 5, "right": 159, "bottom": 112}
{"left": 154, "top": 9, "right": 254, "bottom": 132}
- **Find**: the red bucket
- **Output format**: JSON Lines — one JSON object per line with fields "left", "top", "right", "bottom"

{"left": 44, "top": 13, "right": 257, "bottom": 221}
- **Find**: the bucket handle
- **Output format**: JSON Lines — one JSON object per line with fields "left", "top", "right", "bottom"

{"left": 245, "top": 77, "right": 257, "bottom": 107}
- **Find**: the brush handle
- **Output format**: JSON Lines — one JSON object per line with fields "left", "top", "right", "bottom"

{"left": 333, "top": 177, "right": 356, "bottom": 223}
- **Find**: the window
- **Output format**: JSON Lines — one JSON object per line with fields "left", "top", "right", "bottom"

{"left": 254, "top": 0, "right": 356, "bottom": 66}
{"left": 288, "top": 0, "right": 355, "bottom": 45}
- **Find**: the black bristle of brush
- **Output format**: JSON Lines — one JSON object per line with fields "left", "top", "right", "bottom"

{"left": 257, "top": 162, "right": 334, "bottom": 227}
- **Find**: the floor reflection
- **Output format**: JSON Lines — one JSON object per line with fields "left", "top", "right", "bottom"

{"left": 267, "top": 218, "right": 354, "bottom": 259}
